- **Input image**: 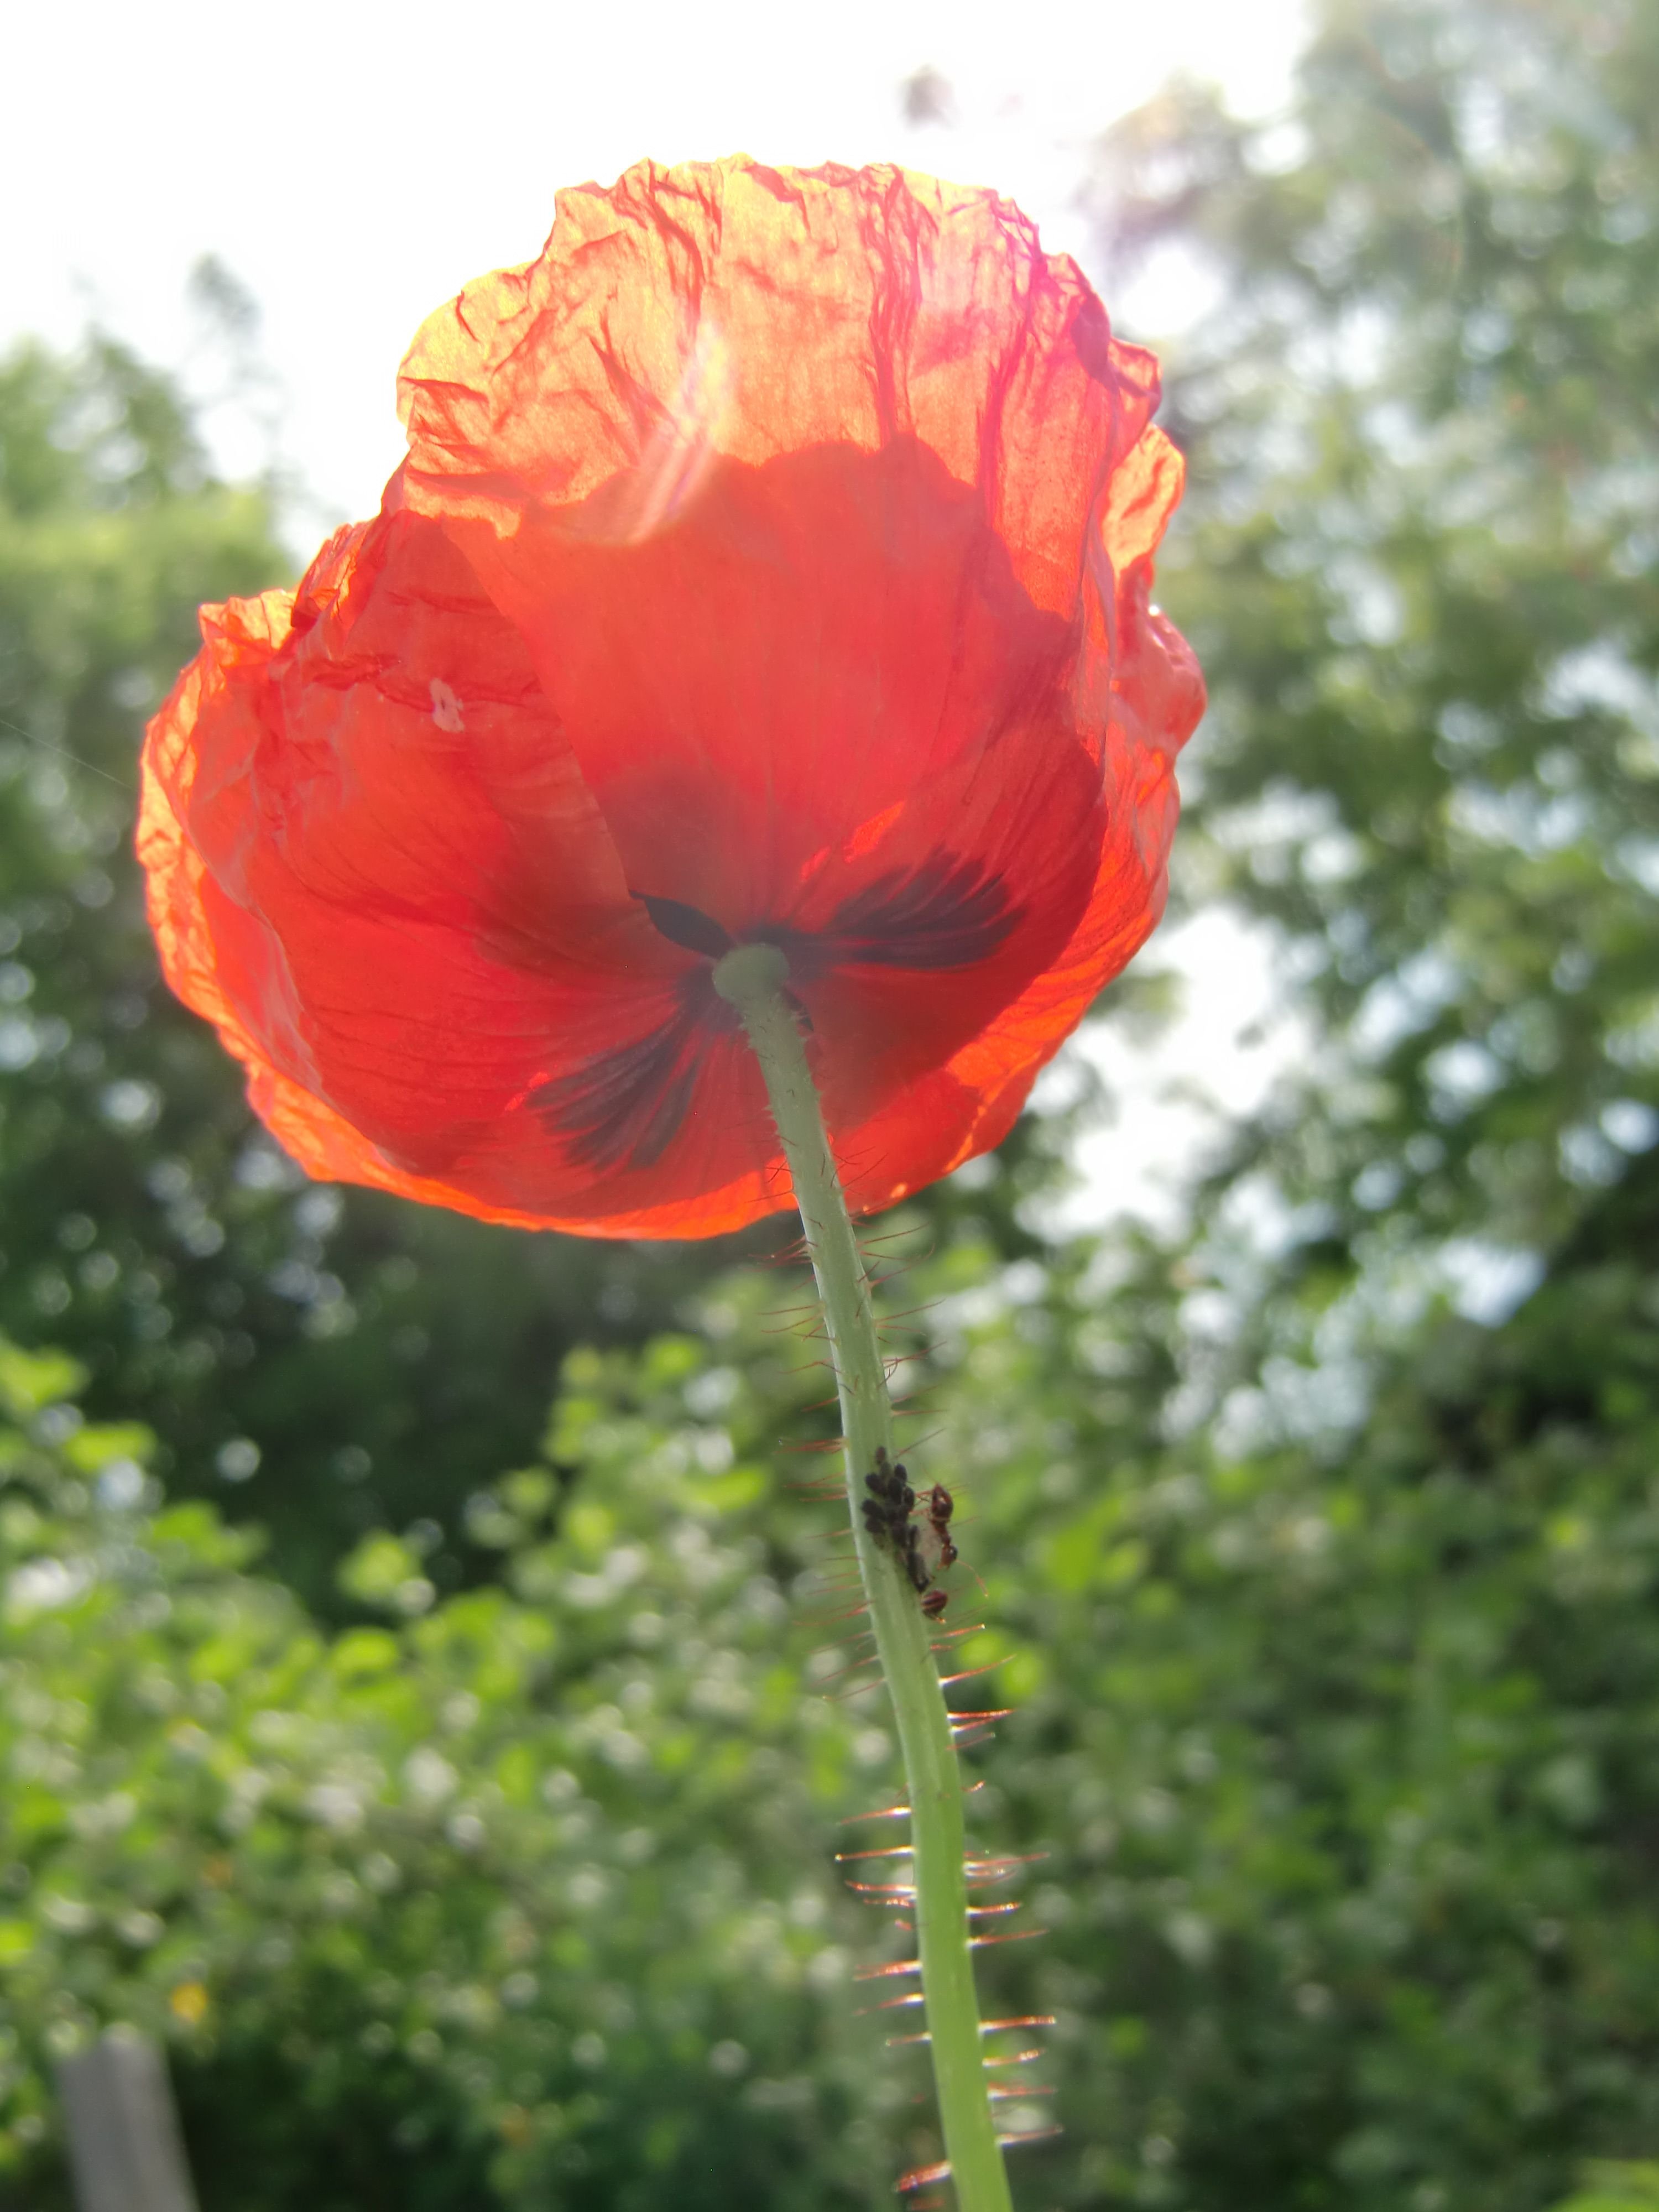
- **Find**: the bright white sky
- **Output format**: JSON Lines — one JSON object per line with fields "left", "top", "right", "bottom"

{"left": 7, "top": 0, "right": 1309, "bottom": 1231}
{"left": 6, "top": 0, "right": 1303, "bottom": 523}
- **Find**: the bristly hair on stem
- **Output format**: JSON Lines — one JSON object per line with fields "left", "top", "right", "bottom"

{"left": 711, "top": 941, "right": 1025, "bottom": 2212}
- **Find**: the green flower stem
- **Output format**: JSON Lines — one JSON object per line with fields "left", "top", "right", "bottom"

{"left": 712, "top": 943, "right": 1013, "bottom": 2212}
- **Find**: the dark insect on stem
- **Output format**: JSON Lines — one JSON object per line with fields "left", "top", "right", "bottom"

{"left": 924, "top": 1483, "right": 958, "bottom": 1573}
{"left": 863, "top": 1447, "right": 915, "bottom": 1538}
{"left": 864, "top": 1450, "right": 956, "bottom": 1618}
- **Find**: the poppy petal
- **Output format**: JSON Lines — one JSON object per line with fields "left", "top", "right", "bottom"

{"left": 140, "top": 158, "right": 1203, "bottom": 1238}
{"left": 399, "top": 159, "right": 1161, "bottom": 617}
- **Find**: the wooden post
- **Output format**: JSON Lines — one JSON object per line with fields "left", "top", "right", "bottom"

{"left": 56, "top": 2028, "right": 199, "bottom": 2212}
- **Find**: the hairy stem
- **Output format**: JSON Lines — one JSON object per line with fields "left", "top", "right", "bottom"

{"left": 713, "top": 943, "right": 1013, "bottom": 2212}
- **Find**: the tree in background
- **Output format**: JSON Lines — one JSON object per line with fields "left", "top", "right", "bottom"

{"left": 1099, "top": 0, "right": 1658, "bottom": 1322}
{"left": 999, "top": 0, "right": 1659, "bottom": 2198}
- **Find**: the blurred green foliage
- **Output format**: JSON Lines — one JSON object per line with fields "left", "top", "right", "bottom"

{"left": 1102, "top": 0, "right": 1659, "bottom": 1300}
{"left": 0, "top": 1324, "right": 892, "bottom": 2209}
{"left": 6, "top": 1175, "right": 1659, "bottom": 2208}
{"left": 1551, "top": 2168, "right": 1659, "bottom": 2212}
{"left": 1, "top": 0, "right": 1657, "bottom": 2204}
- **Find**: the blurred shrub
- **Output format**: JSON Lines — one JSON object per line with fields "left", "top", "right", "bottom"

{"left": 0, "top": 1323, "right": 897, "bottom": 2210}
{"left": 7, "top": 1167, "right": 1659, "bottom": 2210}
{"left": 1551, "top": 2168, "right": 1659, "bottom": 2212}
{"left": 924, "top": 1208, "right": 1659, "bottom": 2209}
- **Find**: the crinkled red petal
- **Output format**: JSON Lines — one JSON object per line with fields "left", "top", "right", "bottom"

{"left": 139, "top": 157, "right": 1204, "bottom": 1237}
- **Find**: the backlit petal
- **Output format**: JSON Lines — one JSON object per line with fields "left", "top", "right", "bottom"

{"left": 139, "top": 157, "right": 1203, "bottom": 1238}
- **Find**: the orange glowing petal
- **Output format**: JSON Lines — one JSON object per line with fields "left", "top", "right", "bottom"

{"left": 139, "top": 156, "right": 1203, "bottom": 1237}
{"left": 398, "top": 160, "right": 1162, "bottom": 620}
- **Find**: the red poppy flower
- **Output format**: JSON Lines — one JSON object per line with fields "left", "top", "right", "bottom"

{"left": 138, "top": 158, "right": 1203, "bottom": 1239}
